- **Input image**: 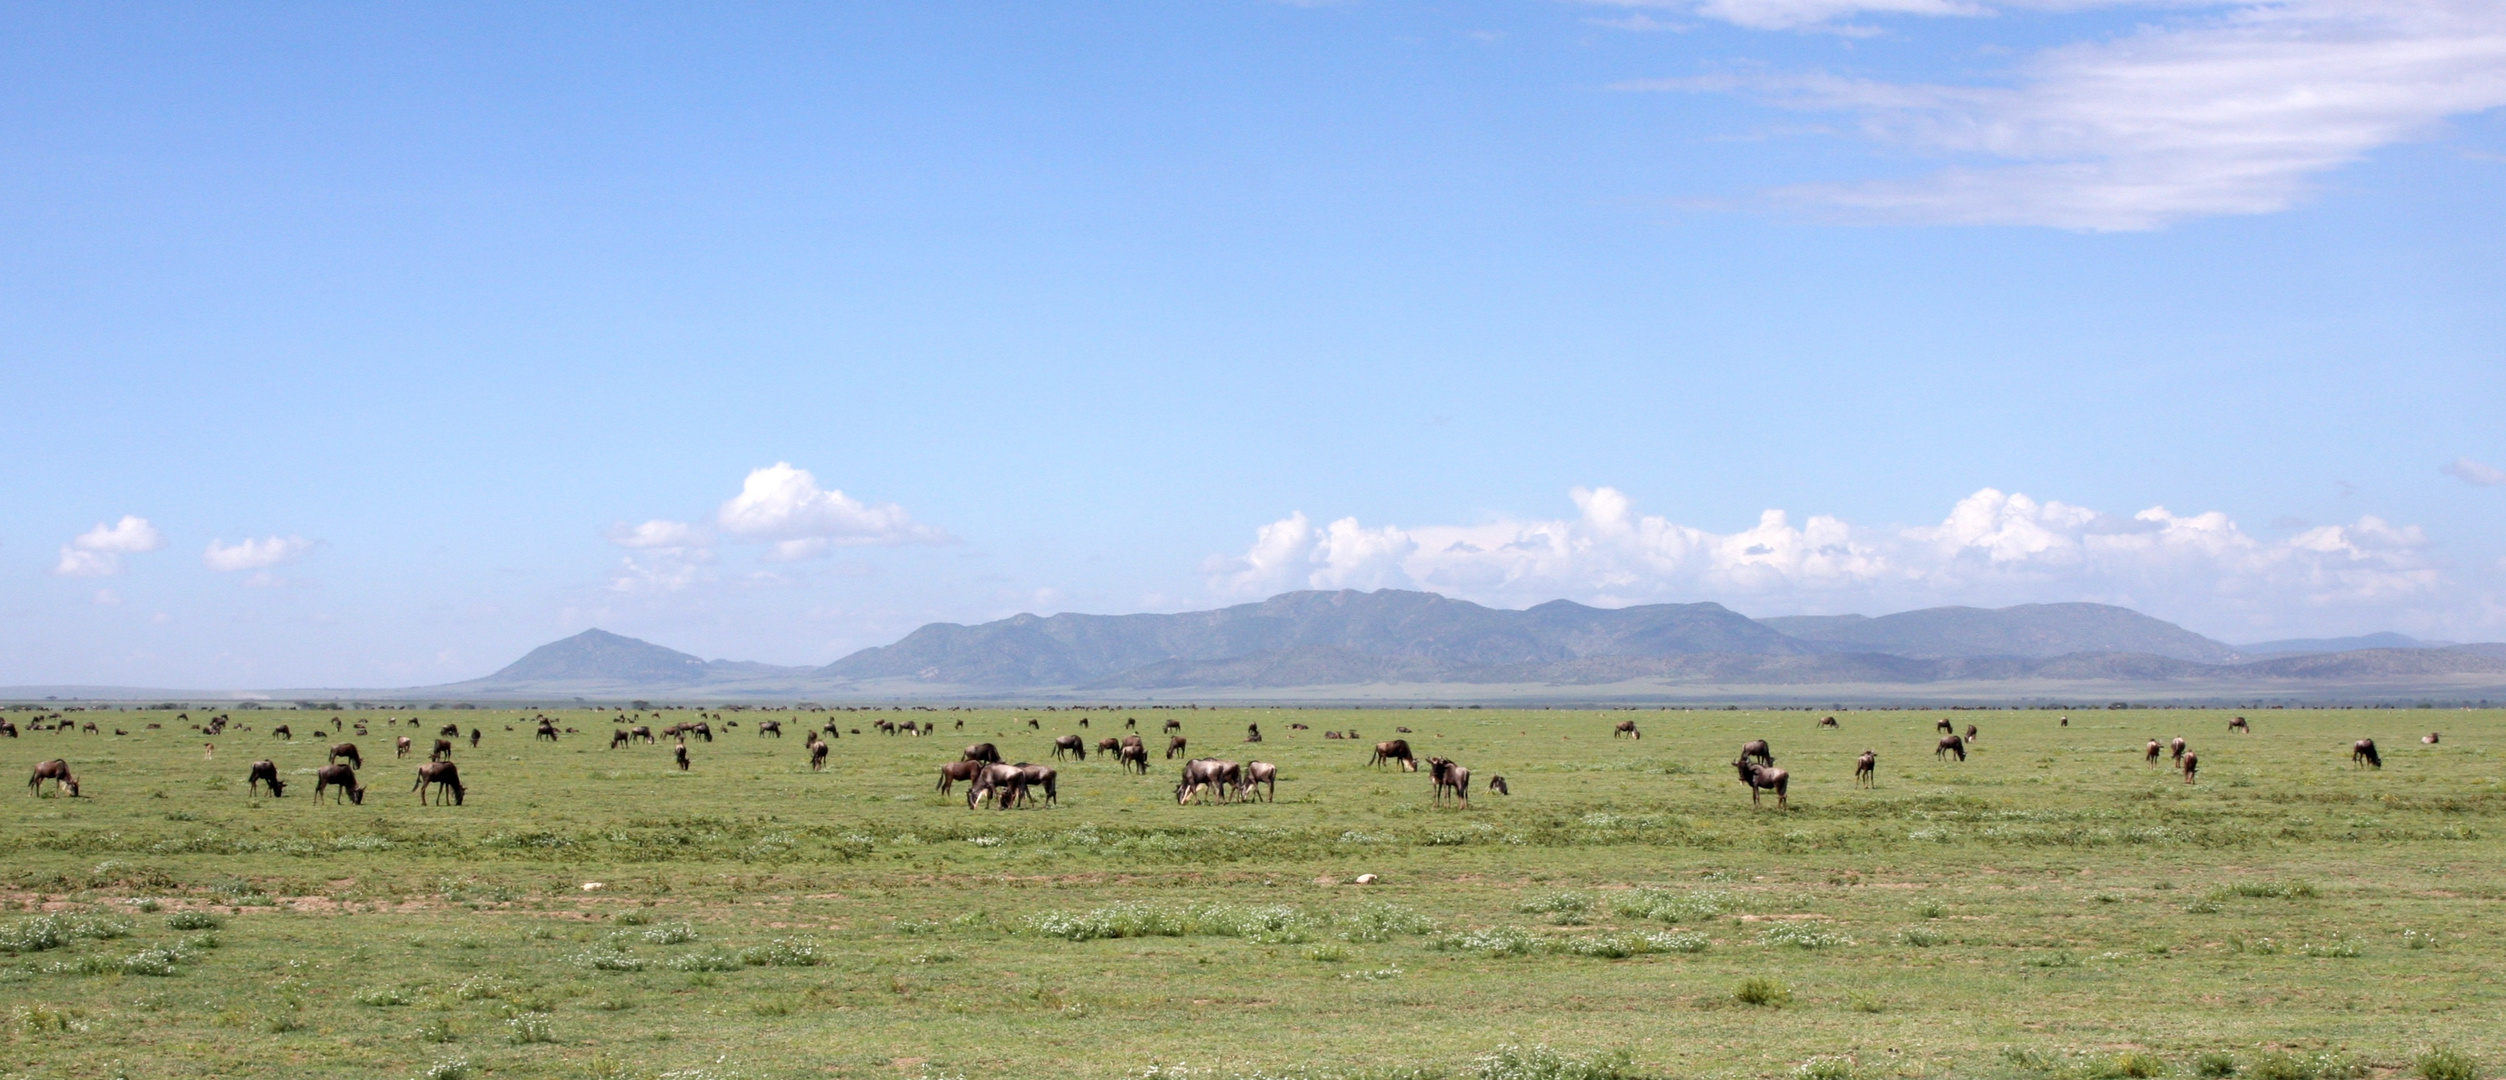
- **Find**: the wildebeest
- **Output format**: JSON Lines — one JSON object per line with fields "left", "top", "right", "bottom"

{"left": 963, "top": 742, "right": 1001, "bottom": 764}
{"left": 1936, "top": 734, "right": 1966, "bottom": 762}
{"left": 2170, "top": 737, "right": 2187, "bottom": 764}
{"left": 2180, "top": 751, "right": 2199, "bottom": 784}
{"left": 1289, "top": 722, "right": 1308, "bottom": 731}
{"left": 1024, "top": 718, "right": 1041, "bottom": 731}
{"left": 630, "top": 725, "right": 654, "bottom": 744}
{"left": 1053, "top": 735, "right": 1086, "bottom": 761}
{"left": 1174, "top": 758, "right": 1238, "bottom": 805}
{"left": 967, "top": 763, "right": 1027, "bottom": 809}
{"left": 1166, "top": 735, "right": 1188, "bottom": 760}
{"left": 1426, "top": 757, "right": 1471, "bottom": 808}
{"left": 396, "top": 736, "right": 413, "bottom": 758}
{"left": 0, "top": 720, "right": 15, "bottom": 738}
{"left": 469, "top": 728, "right": 481, "bottom": 748}
{"left": 27, "top": 759, "right": 77, "bottom": 797}
{"left": 2423, "top": 732, "right": 2441, "bottom": 745}
{"left": 1163, "top": 718, "right": 1182, "bottom": 734}
{"left": 1124, "top": 717, "right": 1137, "bottom": 729}
{"left": 1614, "top": 720, "right": 1641, "bottom": 739}
{"left": 689, "top": 722, "right": 712, "bottom": 742}
{"left": 413, "top": 761, "right": 465, "bottom": 805}
{"left": 2145, "top": 739, "right": 2164, "bottom": 764}
{"left": 247, "top": 759, "right": 285, "bottom": 797}
{"left": 1013, "top": 763, "right": 1058, "bottom": 807}
{"left": 1935, "top": 719, "right": 1953, "bottom": 734}
{"left": 1095, "top": 737, "right": 1121, "bottom": 757}
{"left": 439, "top": 723, "right": 460, "bottom": 738}
{"left": 1734, "top": 758, "right": 1788, "bottom": 807}
{"left": 1487, "top": 775, "right": 1510, "bottom": 796}
{"left": 314, "top": 763, "right": 364, "bottom": 805}
{"left": 273, "top": 724, "right": 293, "bottom": 740}
{"left": 2229, "top": 716, "right": 2250, "bottom": 734}
{"left": 1820, "top": 716, "right": 1839, "bottom": 728}
{"left": 536, "top": 720, "right": 559, "bottom": 741}
{"left": 1242, "top": 760, "right": 1278, "bottom": 802}
{"left": 808, "top": 738, "right": 829, "bottom": 772}
{"left": 936, "top": 759, "right": 983, "bottom": 794}
{"left": 1245, "top": 723, "right": 1262, "bottom": 744}
{"left": 1739, "top": 739, "right": 1774, "bottom": 766}
{"left": 674, "top": 742, "right": 690, "bottom": 771}
{"left": 1323, "top": 730, "right": 1344, "bottom": 739}
{"left": 1117, "top": 740, "right": 1150, "bottom": 775}
{"left": 329, "top": 742, "right": 363, "bottom": 769}
{"left": 431, "top": 738, "right": 454, "bottom": 762}
{"left": 1855, "top": 750, "right": 1877, "bottom": 787}
{"left": 610, "top": 729, "right": 631, "bottom": 750}
{"left": 755, "top": 720, "right": 781, "bottom": 738}
{"left": 1369, "top": 739, "right": 1416, "bottom": 771}
{"left": 1965, "top": 724, "right": 1980, "bottom": 743}
{"left": 1395, "top": 726, "right": 1413, "bottom": 734}
{"left": 2353, "top": 739, "right": 2381, "bottom": 768}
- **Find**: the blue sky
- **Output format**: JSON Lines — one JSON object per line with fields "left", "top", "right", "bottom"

{"left": 5, "top": 1, "right": 2503, "bottom": 688}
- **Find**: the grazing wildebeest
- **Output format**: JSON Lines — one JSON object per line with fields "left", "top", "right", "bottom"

{"left": 1426, "top": 757, "right": 1471, "bottom": 808}
{"left": 1095, "top": 737, "right": 1121, "bottom": 757}
{"left": 1078, "top": 717, "right": 1089, "bottom": 729}
{"left": 1125, "top": 717, "right": 1137, "bottom": 730}
{"left": 1025, "top": 718, "right": 1041, "bottom": 731}
{"left": 2229, "top": 716, "right": 2250, "bottom": 734}
{"left": 247, "top": 759, "right": 285, "bottom": 797}
{"left": 1820, "top": 716, "right": 1839, "bottom": 728}
{"left": 2170, "top": 737, "right": 2187, "bottom": 764}
{"left": 536, "top": 720, "right": 559, "bottom": 741}
{"left": 413, "top": 761, "right": 464, "bottom": 805}
{"left": 674, "top": 742, "right": 689, "bottom": 771}
{"left": 314, "top": 763, "right": 364, "bottom": 805}
{"left": 690, "top": 722, "right": 712, "bottom": 742}
{"left": 1734, "top": 758, "right": 1788, "bottom": 807}
{"left": 1053, "top": 735, "right": 1085, "bottom": 761}
{"left": 2145, "top": 739, "right": 2164, "bottom": 764}
{"left": 1117, "top": 741, "right": 1149, "bottom": 775}
{"left": 1855, "top": 750, "right": 1877, "bottom": 787}
{"left": 1936, "top": 734, "right": 1966, "bottom": 762}
{"left": 1245, "top": 723, "right": 1262, "bottom": 744}
{"left": 396, "top": 736, "right": 413, "bottom": 758}
{"left": 1369, "top": 739, "right": 1416, "bottom": 771}
{"left": 1935, "top": 719, "right": 1953, "bottom": 735}
{"left": 1488, "top": 775, "right": 1510, "bottom": 795}
{"left": 1965, "top": 724, "right": 1980, "bottom": 743}
{"left": 967, "top": 763, "right": 1027, "bottom": 809}
{"left": 806, "top": 738, "right": 828, "bottom": 772}
{"left": 610, "top": 729, "right": 630, "bottom": 750}
{"left": 1739, "top": 739, "right": 1774, "bottom": 766}
{"left": 963, "top": 742, "right": 1001, "bottom": 764}
{"left": 273, "top": 724, "right": 293, "bottom": 740}
{"left": 329, "top": 742, "right": 363, "bottom": 769}
{"left": 1289, "top": 722, "right": 1308, "bottom": 731}
{"left": 439, "top": 723, "right": 460, "bottom": 738}
{"left": 1395, "top": 726, "right": 1412, "bottom": 734}
{"left": 1166, "top": 735, "right": 1189, "bottom": 760}
{"left": 2180, "top": 751, "right": 2199, "bottom": 784}
{"left": 936, "top": 759, "right": 982, "bottom": 793}
{"left": 2353, "top": 739, "right": 2381, "bottom": 768}
{"left": 2423, "top": 732, "right": 2440, "bottom": 745}
{"left": 631, "top": 725, "right": 654, "bottom": 744}
{"left": 431, "top": 738, "right": 454, "bottom": 762}
{"left": 1163, "top": 718, "right": 1182, "bottom": 734}
{"left": 1323, "top": 730, "right": 1344, "bottom": 739}
{"left": 1174, "top": 758, "right": 1238, "bottom": 805}
{"left": 28, "top": 759, "right": 77, "bottom": 797}
{"left": 469, "top": 728, "right": 481, "bottom": 748}
{"left": 757, "top": 721, "right": 782, "bottom": 738}
{"left": 1013, "top": 763, "right": 1058, "bottom": 807}
{"left": 1242, "top": 760, "right": 1278, "bottom": 802}
{"left": 1614, "top": 720, "right": 1641, "bottom": 739}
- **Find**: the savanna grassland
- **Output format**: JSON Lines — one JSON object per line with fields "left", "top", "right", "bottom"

{"left": 1, "top": 703, "right": 2501, "bottom": 1080}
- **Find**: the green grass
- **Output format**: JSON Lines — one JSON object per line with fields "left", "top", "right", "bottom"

{"left": 0, "top": 704, "right": 2502, "bottom": 1078}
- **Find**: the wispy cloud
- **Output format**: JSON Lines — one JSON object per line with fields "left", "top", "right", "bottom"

{"left": 52, "top": 515, "right": 164, "bottom": 577}
{"left": 203, "top": 535, "right": 315, "bottom": 573}
{"left": 2442, "top": 456, "right": 2506, "bottom": 487}
{"left": 1612, "top": 1, "right": 2506, "bottom": 229}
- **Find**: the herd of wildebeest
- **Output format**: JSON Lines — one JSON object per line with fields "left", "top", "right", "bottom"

{"left": 7, "top": 706, "right": 2448, "bottom": 811}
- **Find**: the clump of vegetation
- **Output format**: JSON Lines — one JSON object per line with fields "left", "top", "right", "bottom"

{"left": 1610, "top": 889, "right": 1733, "bottom": 924}
{"left": 2214, "top": 881, "right": 2319, "bottom": 900}
{"left": 2195, "top": 1051, "right": 2239, "bottom": 1077}
{"left": 667, "top": 949, "right": 741, "bottom": 972}
{"left": 1026, "top": 902, "right": 1311, "bottom": 944}
{"left": 2414, "top": 1047, "right": 2480, "bottom": 1080}
{"left": 1435, "top": 926, "right": 1539, "bottom": 957}
{"left": 739, "top": 938, "right": 821, "bottom": 967}
{"left": 1758, "top": 923, "right": 1852, "bottom": 950}
{"left": 1793, "top": 1057, "right": 1856, "bottom": 1080}
{"left": 422, "top": 1056, "right": 471, "bottom": 1080}
{"left": 1557, "top": 930, "right": 1705, "bottom": 958}
{"left": 166, "top": 912, "right": 223, "bottom": 931}
{"left": 1733, "top": 977, "right": 1792, "bottom": 1007}
{"left": 640, "top": 923, "right": 698, "bottom": 945}
{"left": 1470, "top": 1044, "right": 1652, "bottom": 1080}
{"left": 1340, "top": 902, "right": 1437, "bottom": 942}
{"left": 1896, "top": 927, "right": 1948, "bottom": 947}
{"left": 353, "top": 986, "right": 413, "bottom": 1007}
{"left": 2248, "top": 1052, "right": 2363, "bottom": 1080}
{"left": 504, "top": 1014, "right": 555, "bottom": 1044}
{"left": 0, "top": 912, "right": 134, "bottom": 954}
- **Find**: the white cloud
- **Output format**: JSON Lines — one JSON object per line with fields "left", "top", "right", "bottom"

{"left": 52, "top": 515, "right": 164, "bottom": 577}
{"left": 1615, "top": 1, "right": 2506, "bottom": 229}
{"left": 2442, "top": 456, "right": 2506, "bottom": 487}
{"left": 1205, "top": 487, "right": 2455, "bottom": 631}
{"left": 608, "top": 519, "right": 710, "bottom": 549}
{"left": 203, "top": 535, "right": 315, "bottom": 573}
{"left": 91, "top": 589, "right": 121, "bottom": 606}
{"left": 714, "top": 463, "right": 951, "bottom": 557}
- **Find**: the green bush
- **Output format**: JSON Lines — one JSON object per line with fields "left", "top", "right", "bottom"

{"left": 1733, "top": 977, "right": 1791, "bottom": 1007}
{"left": 167, "top": 912, "right": 223, "bottom": 931}
{"left": 2415, "top": 1048, "right": 2480, "bottom": 1080}
{"left": 2195, "top": 1052, "right": 2238, "bottom": 1077}
{"left": 1470, "top": 1044, "right": 1653, "bottom": 1080}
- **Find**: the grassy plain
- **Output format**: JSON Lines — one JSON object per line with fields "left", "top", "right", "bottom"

{"left": 0, "top": 704, "right": 2500, "bottom": 1080}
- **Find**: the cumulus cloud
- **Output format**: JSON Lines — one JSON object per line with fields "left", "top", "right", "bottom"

{"left": 1611, "top": 1, "right": 2506, "bottom": 229}
{"left": 609, "top": 519, "right": 710, "bottom": 549}
{"left": 203, "top": 536, "right": 315, "bottom": 573}
{"left": 2442, "top": 456, "right": 2506, "bottom": 487}
{"left": 714, "top": 463, "right": 951, "bottom": 559}
{"left": 1205, "top": 487, "right": 2451, "bottom": 630}
{"left": 52, "top": 516, "right": 164, "bottom": 577}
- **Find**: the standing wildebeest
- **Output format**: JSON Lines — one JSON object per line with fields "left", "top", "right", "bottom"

{"left": 1739, "top": 739, "right": 1774, "bottom": 766}
{"left": 1369, "top": 739, "right": 1416, "bottom": 771}
{"left": 1855, "top": 750, "right": 1877, "bottom": 787}
{"left": 1935, "top": 719, "right": 1953, "bottom": 735}
{"left": 27, "top": 760, "right": 78, "bottom": 797}
{"left": 1117, "top": 740, "right": 1150, "bottom": 775}
{"left": 1965, "top": 724, "right": 1980, "bottom": 743}
{"left": 413, "top": 761, "right": 465, "bottom": 805}
{"left": 536, "top": 719, "right": 559, "bottom": 741}
{"left": 1614, "top": 720, "right": 1641, "bottom": 739}
{"left": 431, "top": 738, "right": 454, "bottom": 762}
{"left": 1125, "top": 716, "right": 1138, "bottom": 730}
{"left": 1427, "top": 757, "right": 1471, "bottom": 808}
{"left": 1025, "top": 718, "right": 1041, "bottom": 730}
{"left": 1095, "top": 737, "right": 1121, "bottom": 758}
{"left": 2145, "top": 739, "right": 2164, "bottom": 764}
{"left": 1936, "top": 734, "right": 1967, "bottom": 762}
{"left": 1166, "top": 735, "right": 1189, "bottom": 760}
{"left": 2353, "top": 739, "right": 2381, "bottom": 768}
{"left": 1820, "top": 716, "right": 1839, "bottom": 728}
{"left": 757, "top": 720, "right": 782, "bottom": 738}
{"left": 314, "top": 763, "right": 364, "bottom": 804}
{"left": 936, "top": 760, "right": 982, "bottom": 794}
{"left": 1242, "top": 760, "right": 1278, "bottom": 802}
{"left": 329, "top": 742, "right": 363, "bottom": 769}
{"left": 396, "top": 736, "right": 413, "bottom": 758}
{"left": 967, "top": 763, "right": 1026, "bottom": 809}
{"left": 1174, "top": 758, "right": 1239, "bottom": 805}
{"left": 808, "top": 738, "right": 828, "bottom": 772}
{"left": 1053, "top": 735, "right": 1086, "bottom": 761}
{"left": 1163, "top": 718, "right": 1182, "bottom": 734}
{"left": 2180, "top": 751, "right": 2199, "bottom": 784}
{"left": 674, "top": 741, "right": 690, "bottom": 771}
{"left": 2424, "top": 732, "right": 2441, "bottom": 745}
{"left": 1013, "top": 763, "right": 1058, "bottom": 807}
{"left": 2229, "top": 716, "right": 2250, "bottom": 734}
{"left": 2170, "top": 737, "right": 2187, "bottom": 764}
{"left": 963, "top": 742, "right": 1001, "bottom": 765}
{"left": 610, "top": 729, "right": 631, "bottom": 749}
{"left": 247, "top": 759, "right": 285, "bottom": 797}
{"left": 1734, "top": 758, "right": 1788, "bottom": 807}
{"left": 273, "top": 725, "right": 293, "bottom": 740}
{"left": 469, "top": 728, "right": 481, "bottom": 748}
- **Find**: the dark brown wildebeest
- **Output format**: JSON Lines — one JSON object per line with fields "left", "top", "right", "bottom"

{"left": 1125, "top": 716, "right": 1138, "bottom": 730}
{"left": 536, "top": 720, "right": 559, "bottom": 741}
{"left": 1242, "top": 760, "right": 1278, "bottom": 802}
{"left": 673, "top": 741, "right": 689, "bottom": 771}
{"left": 247, "top": 759, "right": 285, "bottom": 797}
{"left": 0, "top": 720, "right": 15, "bottom": 738}
{"left": 1117, "top": 741, "right": 1150, "bottom": 775}
{"left": 431, "top": 738, "right": 454, "bottom": 762}
{"left": 1323, "top": 730, "right": 1344, "bottom": 739}
{"left": 2169, "top": 737, "right": 2187, "bottom": 764}
{"left": 936, "top": 759, "right": 982, "bottom": 794}
{"left": 2060, "top": 715, "right": 2070, "bottom": 727}
{"left": 1289, "top": 722, "right": 1308, "bottom": 731}
{"left": 808, "top": 738, "right": 829, "bottom": 772}
{"left": 1095, "top": 737, "right": 1121, "bottom": 757}
{"left": 1166, "top": 735, "right": 1189, "bottom": 760}
{"left": 1025, "top": 718, "right": 1041, "bottom": 731}
{"left": 2353, "top": 739, "right": 2381, "bottom": 768}
{"left": 273, "top": 724, "right": 293, "bottom": 740}
{"left": 329, "top": 742, "right": 363, "bottom": 769}
{"left": 1487, "top": 775, "right": 1510, "bottom": 796}
{"left": 1163, "top": 718, "right": 1182, "bottom": 734}
{"left": 630, "top": 725, "right": 654, "bottom": 744}
{"left": 967, "top": 763, "right": 1026, "bottom": 809}
{"left": 396, "top": 736, "right": 413, "bottom": 758}
{"left": 314, "top": 763, "right": 364, "bottom": 805}
{"left": 2229, "top": 716, "right": 2250, "bottom": 734}
{"left": 610, "top": 729, "right": 631, "bottom": 750}
{"left": 469, "top": 728, "right": 481, "bottom": 748}
{"left": 2145, "top": 739, "right": 2164, "bottom": 764}
{"left": 1053, "top": 735, "right": 1086, "bottom": 761}
{"left": 963, "top": 742, "right": 1001, "bottom": 764}
{"left": 1734, "top": 758, "right": 1788, "bottom": 807}
{"left": 953, "top": 719, "right": 965, "bottom": 730}
{"left": 1395, "top": 726, "right": 1413, "bottom": 734}
{"left": 1739, "top": 739, "right": 1774, "bottom": 766}
{"left": 689, "top": 722, "right": 712, "bottom": 742}
{"left": 1369, "top": 739, "right": 1416, "bottom": 771}
{"left": 1935, "top": 718, "right": 1953, "bottom": 735}
{"left": 1245, "top": 723, "right": 1262, "bottom": 743}
{"left": 1174, "top": 758, "right": 1238, "bottom": 805}
{"left": 439, "top": 723, "right": 460, "bottom": 738}
{"left": 1820, "top": 716, "right": 1839, "bottom": 728}
{"left": 413, "top": 761, "right": 464, "bottom": 805}
{"left": 1427, "top": 757, "right": 1471, "bottom": 808}
{"left": 2423, "top": 732, "right": 2440, "bottom": 745}
{"left": 1013, "top": 763, "right": 1058, "bottom": 807}
{"left": 1614, "top": 720, "right": 1641, "bottom": 739}
{"left": 1855, "top": 750, "right": 1877, "bottom": 787}
{"left": 2180, "top": 751, "right": 2199, "bottom": 784}
{"left": 757, "top": 721, "right": 782, "bottom": 738}
{"left": 28, "top": 760, "right": 78, "bottom": 797}
{"left": 1936, "top": 734, "right": 1967, "bottom": 762}
{"left": 1965, "top": 724, "right": 1980, "bottom": 743}
{"left": 1078, "top": 717, "right": 1089, "bottom": 729}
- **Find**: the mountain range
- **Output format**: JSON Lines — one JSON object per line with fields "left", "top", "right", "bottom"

{"left": 419, "top": 589, "right": 2506, "bottom": 701}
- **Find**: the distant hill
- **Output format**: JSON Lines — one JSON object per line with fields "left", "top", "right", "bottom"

{"left": 439, "top": 629, "right": 812, "bottom": 692}
{"left": 1757, "top": 603, "right": 2241, "bottom": 663}
{"left": 2234, "top": 632, "right": 2446, "bottom": 655}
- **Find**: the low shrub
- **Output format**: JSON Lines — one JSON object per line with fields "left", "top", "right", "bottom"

{"left": 1733, "top": 977, "right": 1791, "bottom": 1007}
